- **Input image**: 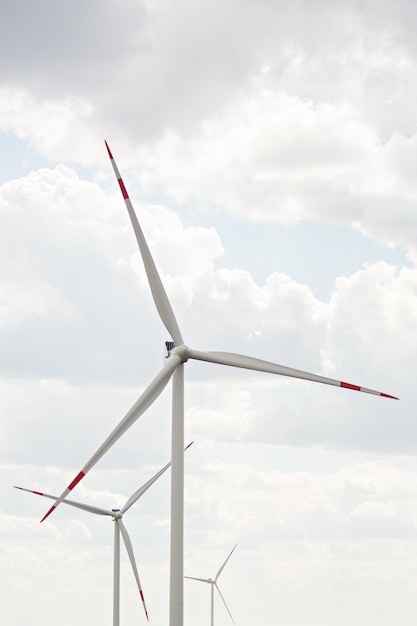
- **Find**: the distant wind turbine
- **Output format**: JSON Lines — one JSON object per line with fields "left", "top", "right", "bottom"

{"left": 41, "top": 141, "right": 398, "bottom": 626}
{"left": 185, "top": 544, "right": 237, "bottom": 626}
{"left": 16, "top": 446, "right": 192, "bottom": 625}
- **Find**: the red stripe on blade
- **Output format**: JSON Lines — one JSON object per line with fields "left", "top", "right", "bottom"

{"left": 118, "top": 178, "right": 129, "bottom": 199}
{"left": 40, "top": 504, "right": 56, "bottom": 523}
{"left": 381, "top": 392, "right": 399, "bottom": 400}
{"left": 68, "top": 471, "right": 85, "bottom": 491}
{"left": 340, "top": 381, "right": 361, "bottom": 391}
{"left": 104, "top": 141, "right": 113, "bottom": 159}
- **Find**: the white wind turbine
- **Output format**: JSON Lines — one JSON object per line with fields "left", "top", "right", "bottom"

{"left": 40, "top": 142, "right": 398, "bottom": 626}
{"left": 17, "top": 449, "right": 189, "bottom": 625}
{"left": 185, "top": 545, "right": 237, "bottom": 626}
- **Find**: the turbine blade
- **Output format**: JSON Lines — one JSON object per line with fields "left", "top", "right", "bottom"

{"left": 14, "top": 486, "right": 112, "bottom": 516}
{"left": 41, "top": 355, "right": 181, "bottom": 522}
{"left": 215, "top": 544, "right": 237, "bottom": 581}
{"left": 184, "top": 576, "right": 212, "bottom": 584}
{"left": 215, "top": 583, "right": 235, "bottom": 624}
{"left": 105, "top": 141, "right": 183, "bottom": 346}
{"left": 118, "top": 519, "right": 149, "bottom": 621}
{"left": 121, "top": 441, "right": 194, "bottom": 514}
{"left": 189, "top": 350, "right": 398, "bottom": 399}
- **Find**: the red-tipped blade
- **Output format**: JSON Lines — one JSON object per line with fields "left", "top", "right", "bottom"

{"left": 40, "top": 357, "right": 180, "bottom": 521}
{"left": 140, "top": 590, "right": 149, "bottom": 621}
{"left": 39, "top": 470, "right": 85, "bottom": 522}
{"left": 41, "top": 504, "right": 56, "bottom": 522}
{"left": 105, "top": 141, "right": 184, "bottom": 346}
{"left": 15, "top": 485, "right": 58, "bottom": 522}
{"left": 14, "top": 486, "right": 45, "bottom": 496}
{"left": 118, "top": 518, "right": 149, "bottom": 620}
{"left": 340, "top": 381, "right": 398, "bottom": 399}
{"left": 189, "top": 350, "right": 399, "bottom": 399}
{"left": 104, "top": 140, "right": 113, "bottom": 160}
{"left": 121, "top": 441, "right": 194, "bottom": 514}
{"left": 15, "top": 485, "right": 114, "bottom": 517}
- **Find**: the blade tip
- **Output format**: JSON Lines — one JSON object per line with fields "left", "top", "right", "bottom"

{"left": 40, "top": 505, "right": 55, "bottom": 523}
{"left": 382, "top": 393, "right": 399, "bottom": 400}
{"left": 104, "top": 140, "right": 113, "bottom": 159}
{"left": 341, "top": 381, "right": 399, "bottom": 400}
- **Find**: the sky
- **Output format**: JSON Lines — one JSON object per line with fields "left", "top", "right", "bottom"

{"left": 1, "top": 1, "right": 417, "bottom": 624}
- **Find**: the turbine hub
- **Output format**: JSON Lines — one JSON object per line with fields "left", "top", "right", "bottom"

{"left": 166, "top": 343, "right": 191, "bottom": 362}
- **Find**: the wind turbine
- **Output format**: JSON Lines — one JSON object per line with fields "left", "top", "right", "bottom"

{"left": 185, "top": 544, "right": 237, "bottom": 626}
{"left": 17, "top": 449, "right": 190, "bottom": 625}
{"left": 40, "top": 141, "right": 398, "bottom": 626}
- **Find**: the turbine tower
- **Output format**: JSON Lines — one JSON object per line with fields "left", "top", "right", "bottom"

{"left": 41, "top": 142, "right": 398, "bottom": 626}
{"left": 185, "top": 544, "right": 237, "bottom": 626}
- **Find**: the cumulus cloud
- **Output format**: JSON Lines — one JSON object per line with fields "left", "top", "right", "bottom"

{"left": 1, "top": 2, "right": 416, "bottom": 626}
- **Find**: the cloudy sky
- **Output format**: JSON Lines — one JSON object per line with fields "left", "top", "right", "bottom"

{"left": 1, "top": 1, "right": 417, "bottom": 624}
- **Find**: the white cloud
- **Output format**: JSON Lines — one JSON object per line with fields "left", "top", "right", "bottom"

{"left": 1, "top": 2, "right": 417, "bottom": 625}
{"left": 0, "top": 88, "right": 98, "bottom": 165}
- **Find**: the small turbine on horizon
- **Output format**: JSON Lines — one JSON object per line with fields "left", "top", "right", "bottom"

{"left": 185, "top": 544, "right": 237, "bottom": 626}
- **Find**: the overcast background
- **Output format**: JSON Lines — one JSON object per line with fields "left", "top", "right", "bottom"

{"left": 1, "top": 1, "right": 416, "bottom": 625}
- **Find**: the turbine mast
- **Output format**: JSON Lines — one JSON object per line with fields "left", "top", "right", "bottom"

{"left": 113, "top": 518, "right": 120, "bottom": 626}
{"left": 170, "top": 364, "right": 185, "bottom": 625}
